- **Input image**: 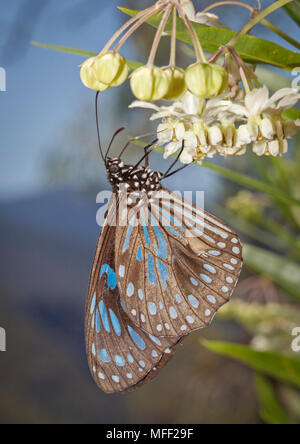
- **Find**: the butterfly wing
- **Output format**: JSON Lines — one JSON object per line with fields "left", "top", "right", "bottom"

{"left": 115, "top": 188, "right": 243, "bottom": 338}
{"left": 86, "top": 197, "right": 179, "bottom": 393}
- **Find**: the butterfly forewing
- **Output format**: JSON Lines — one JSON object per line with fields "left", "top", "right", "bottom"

{"left": 86, "top": 197, "right": 179, "bottom": 393}
{"left": 115, "top": 188, "right": 243, "bottom": 338}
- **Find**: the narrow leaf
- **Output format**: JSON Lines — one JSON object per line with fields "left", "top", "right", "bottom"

{"left": 31, "top": 41, "right": 140, "bottom": 70}
{"left": 282, "top": 0, "right": 300, "bottom": 26}
{"left": 201, "top": 161, "right": 300, "bottom": 207}
{"left": 243, "top": 243, "right": 300, "bottom": 301}
{"left": 202, "top": 341, "right": 300, "bottom": 388}
{"left": 255, "top": 374, "right": 292, "bottom": 424}
{"left": 31, "top": 41, "right": 97, "bottom": 57}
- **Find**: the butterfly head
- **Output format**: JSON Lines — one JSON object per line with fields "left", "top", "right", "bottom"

{"left": 106, "top": 157, "right": 162, "bottom": 195}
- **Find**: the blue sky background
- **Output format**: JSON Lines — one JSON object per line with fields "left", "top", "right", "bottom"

{"left": 0, "top": 0, "right": 298, "bottom": 200}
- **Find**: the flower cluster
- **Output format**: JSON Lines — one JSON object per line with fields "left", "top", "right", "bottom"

{"left": 79, "top": 0, "right": 300, "bottom": 164}
{"left": 130, "top": 86, "right": 300, "bottom": 163}
{"left": 79, "top": 0, "right": 228, "bottom": 100}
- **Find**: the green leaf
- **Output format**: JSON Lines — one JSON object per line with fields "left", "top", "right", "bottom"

{"left": 282, "top": 0, "right": 300, "bottom": 26}
{"left": 201, "top": 161, "right": 300, "bottom": 207}
{"left": 282, "top": 108, "right": 300, "bottom": 120}
{"left": 120, "top": 7, "right": 300, "bottom": 70}
{"left": 31, "top": 41, "right": 140, "bottom": 70}
{"left": 31, "top": 41, "right": 97, "bottom": 58}
{"left": 202, "top": 340, "right": 300, "bottom": 388}
{"left": 255, "top": 374, "right": 292, "bottom": 424}
{"left": 243, "top": 243, "right": 300, "bottom": 301}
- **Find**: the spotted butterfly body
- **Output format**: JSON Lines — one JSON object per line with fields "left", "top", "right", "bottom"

{"left": 86, "top": 157, "right": 243, "bottom": 393}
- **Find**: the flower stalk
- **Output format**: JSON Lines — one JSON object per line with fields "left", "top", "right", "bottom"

{"left": 228, "top": 0, "right": 295, "bottom": 47}
{"left": 169, "top": 6, "right": 177, "bottom": 66}
{"left": 114, "top": 3, "right": 165, "bottom": 52}
{"left": 148, "top": 4, "right": 172, "bottom": 65}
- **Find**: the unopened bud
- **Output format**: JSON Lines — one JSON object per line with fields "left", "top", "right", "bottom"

{"left": 185, "top": 63, "right": 228, "bottom": 98}
{"left": 130, "top": 66, "right": 169, "bottom": 101}
{"left": 93, "top": 51, "right": 129, "bottom": 86}
{"left": 80, "top": 57, "right": 110, "bottom": 91}
{"left": 162, "top": 67, "right": 187, "bottom": 100}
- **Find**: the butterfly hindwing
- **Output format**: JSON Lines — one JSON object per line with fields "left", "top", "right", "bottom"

{"left": 86, "top": 198, "right": 179, "bottom": 393}
{"left": 115, "top": 189, "right": 243, "bottom": 338}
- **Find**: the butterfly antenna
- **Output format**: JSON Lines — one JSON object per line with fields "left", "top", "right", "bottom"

{"left": 95, "top": 91, "right": 105, "bottom": 163}
{"left": 106, "top": 127, "right": 126, "bottom": 160}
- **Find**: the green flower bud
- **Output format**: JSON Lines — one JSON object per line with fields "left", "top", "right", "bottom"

{"left": 185, "top": 63, "right": 228, "bottom": 98}
{"left": 162, "top": 67, "right": 187, "bottom": 101}
{"left": 80, "top": 57, "right": 110, "bottom": 91}
{"left": 93, "top": 51, "right": 129, "bottom": 86}
{"left": 130, "top": 66, "right": 169, "bottom": 101}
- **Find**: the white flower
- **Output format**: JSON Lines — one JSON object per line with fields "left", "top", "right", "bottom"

{"left": 244, "top": 86, "right": 300, "bottom": 117}
{"left": 129, "top": 91, "right": 202, "bottom": 121}
{"left": 180, "top": 0, "right": 226, "bottom": 28}
{"left": 253, "top": 139, "right": 288, "bottom": 157}
{"left": 129, "top": 86, "right": 299, "bottom": 162}
{"left": 260, "top": 118, "right": 275, "bottom": 139}
{"left": 208, "top": 126, "right": 223, "bottom": 146}
{"left": 217, "top": 145, "right": 247, "bottom": 157}
{"left": 235, "top": 121, "right": 258, "bottom": 147}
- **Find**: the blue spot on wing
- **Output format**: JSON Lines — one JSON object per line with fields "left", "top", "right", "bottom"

{"left": 115, "top": 355, "right": 125, "bottom": 366}
{"left": 155, "top": 207, "right": 184, "bottom": 238}
{"left": 99, "top": 300, "right": 110, "bottom": 333}
{"left": 140, "top": 210, "right": 151, "bottom": 248}
{"left": 100, "top": 264, "right": 117, "bottom": 290}
{"left": 109, "top": 309, "right": 121, "bottom": 336}
{"left": 120, "top": 297, "right": 126, "bottom": 313}
{"left": 156, "top": 259, "right": 170, "bottom": 290}
{"left": 123, "top": 216, "right": 136, "bottom": 253}
{"left": 90, "top": 293, "right": 96, "bottom": 314}
{"left": 147, "top": 253, "right": 157, "bottom": 286}
{"left": 96, "top": 309, "right": 101, "bottom": 333}
{"left": 149, "top": 215, "right": 167, "bottom": 259}
{"left": 128, "top": 326, "right": 146, "bottom": 350}
{"left": 136, "top": 246, "right": 143, "bottom": 262}
{"left": 99, "top": 348, "right": 110, "bottom": 363}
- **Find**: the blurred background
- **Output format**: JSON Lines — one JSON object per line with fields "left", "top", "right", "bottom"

{"left": 0, "top": 0, "right": 299, "bottom": 424}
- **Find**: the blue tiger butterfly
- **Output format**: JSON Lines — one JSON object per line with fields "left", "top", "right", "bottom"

{"left": 86, "top": 93, "right": 243, "bottom": 393}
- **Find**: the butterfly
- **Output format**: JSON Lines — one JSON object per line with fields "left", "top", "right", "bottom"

{"left": 86, "top": 92, "right": 243, "bottom": 393}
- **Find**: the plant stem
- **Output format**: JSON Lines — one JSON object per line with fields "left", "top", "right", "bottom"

{"left": 148, "top": 4, "right": 172, "bottom": 65}
{"left": 203, "top": 1, "right": 254, "bottom": 14}
{"left": 228, "top": 0, "right": 294, "bottom": 47}
{"left": 102, "top": 4, "right": 160, "bottom": 53}
{"left": 201, "top": 160, "right": 300, "bottom": 207}
{"left": 203, "top": 0, "right": 300, "bottom": 50}
{"left": 261, "top": 19, "right": 300, "bottom": 50}
{"left": 173, "top": 0, "right": 207, "bottom": 63}
{"left": 169, "top": 6, "right": 177, "bottom": 66}
{"left": 114, "top": 3, "right": 165, "bottom": 52}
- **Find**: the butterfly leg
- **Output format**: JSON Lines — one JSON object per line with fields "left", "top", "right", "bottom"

{"left": 162, "top": 141, "right": 185, "bottom": 179}
{"left": 129, "top": 139, "right": 158, "bottom": 173}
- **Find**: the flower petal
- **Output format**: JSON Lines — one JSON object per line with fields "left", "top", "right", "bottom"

{"left": 164, "top": 141, "right": 182, "bottom": 158}
{"left": 245, "top": 86, "right": 269, "bottom": 115}
{"left": 208, "top": 126, "right": 223, "bottom": 146}
{"left": 253, "top": 140, "right": 267, "bottom": 156}
{"left": 260, "top": 118, "right": 275, "bottom": 139}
